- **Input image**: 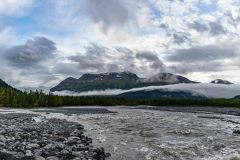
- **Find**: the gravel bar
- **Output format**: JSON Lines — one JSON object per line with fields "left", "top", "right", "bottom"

{"left": 0, "top": 113, "right": 110, "bottom": 160}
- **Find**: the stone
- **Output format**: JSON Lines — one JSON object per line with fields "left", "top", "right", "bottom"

{"left": 15, "top": 152, "right": 25, "bottom": 159}
{"left": 0, "top": 150, "right": 18, "bottom": 159}
{"left": 70, "top": 129, "right": 83, "bottom": 137}
{"left": 0, "top": 142, "right": 5, "bottom": 147}
{"left": 34, "top": 149, "right": 43, "bottom": 156}
{"left": 0, "top": 135, "right": 7, "bottom": 143}
{"left": 46, "top": 156, "right": 59, "bottom": 160}
{"left": 44, "top": 143, "right": 55, "bottom": 150}
{"left": 105, "top": 152, "right": 111, "bottom": 158}
{"left": 27, "top": 143, "right": 40, "bottom": 150}
{"left": 67, "top": 136, "right": 80, "bottom": 145}
{"left": 233, "top": 130, "right": 240, "bottom": 134}
{"left": 0, "top": 129, "right": 6, "bottom": 134}
{"left": 25, "top": 150, "right": 33, "bottom": 156}
{"left": 76, "top": 124, "right": 84, "bottom": 130}
{"left": 60, "top": 149, "right": 69, "bottom": 155}
{"left": 0, "top": 113, "right": 109, "bottom": 160}
{"left": 35, "top": 156, "right": 46, "bottom": 160}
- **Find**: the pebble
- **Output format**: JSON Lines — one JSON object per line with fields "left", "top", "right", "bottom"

{"left": 0, "top": 113, "right": 109, "bottom": 160}
{"left": 46, "top": 156, "right": 59, "bottom": 160}
{"left": 233, "top": 130, "right": 240, "bottom": 134}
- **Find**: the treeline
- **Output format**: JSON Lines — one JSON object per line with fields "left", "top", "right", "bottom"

{"left": 0, "top": 88, "right": 240, "bottom": 108}
{"left": 0, "top": 88, "right": 130, "bottom": 108}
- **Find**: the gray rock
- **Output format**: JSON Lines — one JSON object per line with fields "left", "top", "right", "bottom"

{"left": 27, "top": 143, "right": 40, "bottom": 150}
{"left": 0, "top": 113, "right": 109, "bottom": 160}
{"left": 0, "top": 135, "right": 7, "bottom": 143}
{"left": 0, "top": 150, "right": 18, "bottom": 159}
{"left": 35, "top": 156, "right": 46, "bottom": 160}
{"left": 15, "top": 152, "right": 25, "bottom": 159}
{"left": 67, "top": 136, "right": 80, "bottom": 145}
{"left": 0, "top": 142, "right": 5, "bottom": 148}
{"left": 0, "top": 129, "right": 6, "bottom": 134}
{"left": 44, "top": 143, "right": 55, "bottom": 150}
{"left": 72, "top": 151, "right": 85, "bottom": 157}
{"left": 25, "top": 150, "right": 33, "bottom": 156}
{"left": 70, "top": 129, "right": 83, "bottom": 137}
{"left": 34, "top": 149, "right": 43, "bottom": 156}
{"left": 233, "top": 130, "right": 240, "bottom": 134}
{"left": 60, "top": 149, "right": 69, "bottom": 155}
{"left": 71, "top": 158, "right": 82, "bottom": 160}
{"left": 46, "top": 156, "right": 59, "bottom": 160}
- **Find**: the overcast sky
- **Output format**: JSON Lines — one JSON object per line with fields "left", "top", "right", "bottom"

{"left": 1, "top": 0, "right": 240, "bottom": 89}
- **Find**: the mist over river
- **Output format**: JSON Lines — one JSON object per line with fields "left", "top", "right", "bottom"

{"left": 1, "top": 106, "right": 240, "bottom": 160}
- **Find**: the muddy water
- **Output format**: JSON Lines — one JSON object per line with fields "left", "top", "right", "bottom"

{"left": 2, "top": 106, "right": 240, "bottom": 160}
{"left": 66, "top": 107, "right": 240, "bottom": 160}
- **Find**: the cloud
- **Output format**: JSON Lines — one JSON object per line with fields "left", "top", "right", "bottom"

{"left": 0, "top": 0, "right": 34, "bottom": 16}
{"left": 165, "top": 41, "right": 240, "bottom": 75}
{"left": 3, "top": 37, "right": 57, "bottom": 67}
{"left": 189, "top": 20, "right": 226, "bottom": 36}
{"left": 168, "top": 61, "right": 230, "bottom": 74}
{"left": 85, "top": 0, "right": 136, "bottom": 33}
{"left": 54, "top": 83, "right": 240, "bottom": 99}
{"left": 166, "top": 43, "right": 239, "bottom": 63}
{"left": 209, "top": 21, "right": 226, "bottom": 35}
{"left": 189, "top": 21, "right": 208, "bottom": 32}
{"left": 55, "top": 44, "right": 165, "bottom": 77}
{"left": 172, "top": 32, "right": 190, "bottom": 45}
{"left": 1, "top": 0, "right": 240, "bottom": 89}
{"left": 65, "top": 44, "right": 133, "bottom": 73}
{"left": 136, "top": 51, "right": 165, "bottom": 70}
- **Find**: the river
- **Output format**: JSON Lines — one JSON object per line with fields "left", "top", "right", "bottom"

{"left": 1, "top": 106, "right": 240, "bottom": 160}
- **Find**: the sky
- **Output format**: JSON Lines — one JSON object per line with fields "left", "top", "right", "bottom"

{"left": 1, "top": 0, "right": 240, "bottom": 89}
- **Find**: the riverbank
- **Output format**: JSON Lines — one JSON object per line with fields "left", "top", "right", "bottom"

{"left": 0, "top": 113, "right": 110, "bottom": 160}
{"left": 1, "top": 106, "right": 240, "bottom": 160}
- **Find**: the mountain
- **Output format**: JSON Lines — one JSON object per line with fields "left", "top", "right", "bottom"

{"left": 0, "top": 79, "right": 18, "bottom": 91}
{"left": 117, "top": 83, "right": 240, "bottom": 99}
{"left": 53, "top": 83, "right": 240, "bottom": 99}
{"left": 51, "top": 72, "right": 196, "bottom": 92}
{"left": 139, "top": 73, "right": 196, "bottom": 84}
{"left": 211, "top": 79, "right": 233, "bottom": 85}
{"left": 118, "top": 89, "right": 207, "bottom": 100}
{"left": 51, "top": 72, "right": 140, "bottom": 92}
{"left": 233, "top": 95, "right": 240, "bottom": 99}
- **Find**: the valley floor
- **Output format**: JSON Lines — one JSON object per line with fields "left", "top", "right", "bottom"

{"left": 1, "top": 106, "right": 240, "bottom": 160}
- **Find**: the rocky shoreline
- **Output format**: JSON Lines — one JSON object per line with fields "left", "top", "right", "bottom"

{"left": 0, "top": 113, "right": 110, "bottom": 160}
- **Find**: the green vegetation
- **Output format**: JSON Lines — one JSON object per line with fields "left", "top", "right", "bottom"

{"left": 0, "top": 88, "right": 240, "bottom": 108}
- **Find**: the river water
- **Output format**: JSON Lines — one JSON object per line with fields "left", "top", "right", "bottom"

{"left": 1, "top": 106, "right": 240, "bottom": 160}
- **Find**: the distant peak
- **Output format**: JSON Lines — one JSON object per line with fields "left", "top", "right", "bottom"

{"left": 155, "top": 72, "right": 175, "bottom": 76}
{"left": 0, "top": 78, "right": 19, "bottom": 91}
{"left": 140, "top": 72, "right": 194, "bottom": 84}
{"left": 78, "top": 71, "right": 139, "bottom": 81}
{"left": 211, "top": 79, "right": 233, "bottom": 85}
{"left": 81, "top": 71, "right": 137, "bottom": 77}
{"left": 121, "top": 71, "right": 135, "bottom": 74}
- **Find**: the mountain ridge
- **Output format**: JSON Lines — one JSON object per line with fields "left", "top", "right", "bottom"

{"left": 0, "top": 79, "right": 18, "bottom": 91}
{"left": 211, "top": 79, "right": 233, "bottom": 85}
{"left": 50, "top": 72, "right": 197, "bottom": 92}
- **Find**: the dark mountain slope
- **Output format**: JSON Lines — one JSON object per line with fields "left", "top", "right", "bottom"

{"left": 51, "top": 72, "right": 197, "bottom": 92}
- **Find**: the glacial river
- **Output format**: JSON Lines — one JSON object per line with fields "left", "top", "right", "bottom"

{"left": 2, "top": 106, "right": 240, "bottom": 160}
